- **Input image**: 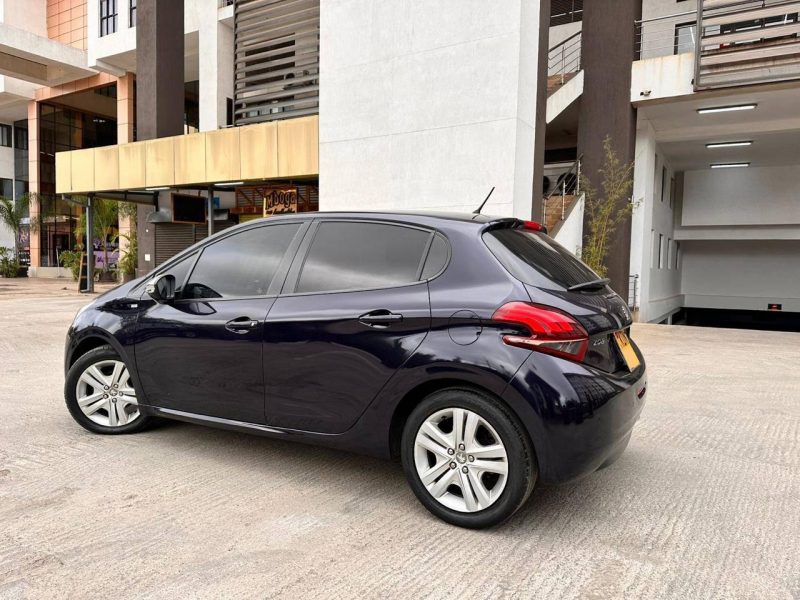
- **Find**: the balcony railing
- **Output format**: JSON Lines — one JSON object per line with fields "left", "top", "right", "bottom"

{"left": 694, "top": 0, "right": 800, "bottom": 89}
{"left": 634, "top": 1, "right": 800, "bottom": 89}
{"left": 634, "top": 10, "right": 697, "bottom": 60}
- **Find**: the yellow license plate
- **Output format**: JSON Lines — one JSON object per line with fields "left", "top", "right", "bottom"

{"left": 614, "top": 331, "right": 641, "bottom": 372}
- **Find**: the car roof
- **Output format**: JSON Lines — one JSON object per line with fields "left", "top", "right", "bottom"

{"left": 241, "top": 210, "right": 517, "bottom": 226}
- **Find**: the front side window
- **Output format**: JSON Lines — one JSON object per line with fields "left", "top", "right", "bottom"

{"left": 100, "top": 0, "right": 118, "bottom": 36}
{"left": 296, "top": 222, "right": 432, "bottom": 294}
{"left": 162, "top": 252, "right": 197, "bottom": 296}
{"left": 183, "top": 224, "right": 300, "bottom": 299}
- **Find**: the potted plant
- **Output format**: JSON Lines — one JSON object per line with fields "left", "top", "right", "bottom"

{"left": 58, "top": 249, "right": 82, "bottom": 281}
{"left": 118, "top": 232, "right": 137, "bottom": 283}
{"left": 0, "top": 247, "right": 20, "bottom": 278}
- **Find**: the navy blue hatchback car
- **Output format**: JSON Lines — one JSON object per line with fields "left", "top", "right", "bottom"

{"left": 64, "top": 212, "right": 647, "bottom": 528}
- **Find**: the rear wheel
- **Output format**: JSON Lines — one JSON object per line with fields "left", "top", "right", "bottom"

{"left": 401, "top": 388, "right": 536, "bottom": 529}
{"left": 65, "top": 345, "right": 151, "bottom": 434}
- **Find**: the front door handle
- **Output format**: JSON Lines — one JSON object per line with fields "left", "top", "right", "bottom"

{"left": 358, "top": 310, "right": 404, "bottom": 328}
{"left": 225, "top": 317, "right": 259, "bottom": 334}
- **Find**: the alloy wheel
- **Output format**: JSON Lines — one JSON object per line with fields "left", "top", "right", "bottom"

{"left": 75, "top": 359, "right": 140, "bottom": 427}
{"left": 413, "top": 407, "right": 509, "bottom": 513}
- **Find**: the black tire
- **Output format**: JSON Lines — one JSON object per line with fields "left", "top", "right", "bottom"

{"left": 64, "top": 345, "right": 151, "bottom": 435}
{"left": 401, "top": 388, "right": 537, "bottom": 529}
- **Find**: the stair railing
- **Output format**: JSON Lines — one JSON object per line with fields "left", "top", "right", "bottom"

{"left": 548, "top": 31, "right": 582, "bottom": 84}
{"left": 542, "top": 154, "right": 582, "bottom": 227}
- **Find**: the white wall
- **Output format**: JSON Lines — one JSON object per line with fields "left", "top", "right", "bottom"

{"left": 682, "top": 165, "right": 800, "bottom": 227}
{"left": 548, "top": 22, "right": 581, "bottom": 49}
{"left": 631, "top": 53, "right": 695, "bottom": 103}
{"left": 0, "top": 0, "right": 46, "bottom": 35}
{"left": 553, "top": 193, "right": 583, "bottom": 256}
{"left": 318, "top": 0, "right": 541, "bottom": 218}
{"left": 682, "top": 240, "right": 800, "bottom": 312}
{"left": 630, "top": 116, "right": 683, "bottom": 323}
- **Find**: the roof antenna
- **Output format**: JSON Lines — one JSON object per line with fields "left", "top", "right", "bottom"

{"left": 473, "top": 186, "right": 495, "bottom": 215}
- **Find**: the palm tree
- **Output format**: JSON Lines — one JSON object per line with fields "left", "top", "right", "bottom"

{"left": 0, "top": 194, "right": 28, "bottom": 259}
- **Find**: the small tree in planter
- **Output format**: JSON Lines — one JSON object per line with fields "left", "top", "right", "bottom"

{"left": 580, "top": 136, "right": 635, "bottom": 277}
{"left": 73, "top": 197, "right": 120, "bottom": 282}
{"left": 117, "top": 202, "right": 138, "bottom": 283}
{"left": 117, "top": 233, "right": 137, "bottom": 283}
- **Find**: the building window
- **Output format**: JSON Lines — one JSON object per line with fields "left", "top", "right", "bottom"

{"left": 658, "top": 234, "right": 664, "bottom": 269}
{"left": 129, "top": 0, "right": 136, "bottom": 27}
{"left": 674, "top": 22, "right": 697, "bottom": 55}
{"left": 674, "top": 242, "right": 681, "bottom": 269}
{"left": 0, "top": 178, "right": 12, "bottom": 198}
{"left": 0, "top": 124, "right": 11, "bottom": 147}
{"left": 661, "top": 166, "right": 667, "bottom": 202}
{"left": 551, "top": 0, "right": 583, "bottom": 26}
{"left": 100, "top": 0, "right": 118, "bottom": 36}
{"left": 14, "top": 125, "right": 27, "bottom": 150}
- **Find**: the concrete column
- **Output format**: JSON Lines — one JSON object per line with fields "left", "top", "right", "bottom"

{"left": 27, "top": 101, "right": 40, "bottom": 270}
{"left": 136, "top": 0, "right": 184, "bottom": 140}
{"left": 629, "top": 116, "right": 657, "bottom": 321}
{"left": 136, "top": 0, "right": 184, "bottom": 275}
{"left": 531, "top": 0, "right": 551, "bottom": 221}
{"left": 577, "top": 0, "right": 641, "bottom": 295}
{"left": 199, "top": 7, "right": 234, "bottom": 132}
{"left": 117, "top": 72, "right": 135, "bottom": 263}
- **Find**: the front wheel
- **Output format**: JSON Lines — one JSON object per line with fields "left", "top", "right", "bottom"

{"left": 401, "top": 389, "right": 537, "bottom": 529}
{"left": 64, "top": 345, "right": 151, "bottom": 434}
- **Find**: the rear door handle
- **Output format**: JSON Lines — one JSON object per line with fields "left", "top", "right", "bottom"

{"left": 225, "top": 317, "right": 259, "bottom": 334}
{"left": 358, "top": 310, "right": 404, "bottom": 327}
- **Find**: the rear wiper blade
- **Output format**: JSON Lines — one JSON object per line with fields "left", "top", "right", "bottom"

{"left": 568, "top": 278, "right": 610, "bottom": 292}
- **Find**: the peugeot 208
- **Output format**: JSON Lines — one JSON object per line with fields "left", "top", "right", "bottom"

{"left": 64, "top": 212, "right": 647, "bottom": 528}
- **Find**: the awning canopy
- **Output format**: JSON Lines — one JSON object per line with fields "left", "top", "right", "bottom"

{"left": 56, "top": 116, "right": 318, "bottom": 194}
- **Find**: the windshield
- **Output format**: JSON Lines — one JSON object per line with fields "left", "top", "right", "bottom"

{"left": 483, "top": 226, "right": 601, "bottom": 289}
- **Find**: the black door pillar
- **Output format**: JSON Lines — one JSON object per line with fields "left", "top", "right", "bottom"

{"left": 577, "top": 0, "right": 641, "bottom": 296}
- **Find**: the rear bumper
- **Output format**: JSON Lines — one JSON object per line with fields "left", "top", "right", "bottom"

{"left": 504, "top": 348, "right": 647, "bottom": 484}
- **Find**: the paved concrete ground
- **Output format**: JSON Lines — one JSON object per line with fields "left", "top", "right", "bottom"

{"left": 0, "top": 280, "right": 798, "bottom": 599}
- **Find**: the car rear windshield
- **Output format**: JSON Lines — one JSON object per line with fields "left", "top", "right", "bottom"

{"left": 483, "top": 225, "right": 600, "bottom": 289}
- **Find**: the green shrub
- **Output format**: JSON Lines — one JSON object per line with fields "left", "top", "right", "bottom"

{"left": 59, "top": 250, "right": 82, "bottom": 281}
{"left": 0, "top": 247, "right": 20, "bottom": 278}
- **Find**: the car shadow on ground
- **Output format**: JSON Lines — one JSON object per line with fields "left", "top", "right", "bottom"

{"left": 141, "top": 418, "right": 632, "bottom": 532}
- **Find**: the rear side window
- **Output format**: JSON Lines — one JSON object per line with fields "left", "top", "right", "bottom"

{"left": 183, "top": 223, "right": 300, "bottom": 299}
{"left": 296, "top": 222, "right": 431, "bottom": 293}
{"left": 484, "top": 227, "right": 599, "bottom": 289}
{"left": 420, "top": 233, "right": 449, "bottom": 280}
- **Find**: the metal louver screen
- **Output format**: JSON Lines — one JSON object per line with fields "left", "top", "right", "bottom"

{"left": 234, "top": 0, "right": 320, "bottom": 125}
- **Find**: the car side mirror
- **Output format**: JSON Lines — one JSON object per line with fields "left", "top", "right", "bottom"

{"left": 146, "top": 274, "right": 176, "bottom": 304}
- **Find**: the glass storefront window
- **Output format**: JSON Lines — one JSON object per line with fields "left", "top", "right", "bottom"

{"left": 37, "top": 98, "right": 117, "bottom": 267}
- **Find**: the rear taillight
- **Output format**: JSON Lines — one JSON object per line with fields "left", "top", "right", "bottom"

{"left": 522, "top": 220, "right": 547, "bottom": 233}
{"left": 491, "top": 302, "right": 589, "bottom": 362}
